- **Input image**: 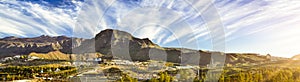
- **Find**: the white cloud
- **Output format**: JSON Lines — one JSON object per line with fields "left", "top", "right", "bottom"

{"left": 215, "top": 0, "right": 300, "bottom": 57}
{"left": 0, "top": 0, "right": 82, "bottom": 38}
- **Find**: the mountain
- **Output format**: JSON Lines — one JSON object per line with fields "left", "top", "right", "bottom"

{"left": 73, "top": 29, "right": 160, "bottom": 54}
{"left": 0, "top": 35, "right": 84, "bottom": 57}
{"left": 0, "top": 29, "right": 274, "bottom": 66}
{"left": 74, "top": 29, "right": 272, "bottom": 66}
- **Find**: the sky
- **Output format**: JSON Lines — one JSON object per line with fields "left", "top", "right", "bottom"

{"left": 0, "top": 0, "right": 300, "bottom": 57}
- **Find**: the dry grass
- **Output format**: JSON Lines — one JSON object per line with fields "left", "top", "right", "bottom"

{"left": 29, "top": 51, "right": 70, "bottom": 60}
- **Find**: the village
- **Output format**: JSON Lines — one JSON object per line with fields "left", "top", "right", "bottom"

{"left": 0, "top": 54, "right": 204, "bottom": 81}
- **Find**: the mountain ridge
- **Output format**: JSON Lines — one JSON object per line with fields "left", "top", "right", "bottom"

{"left": 0, "top": 35, "right": 84, "bottom": 57}
{"left": 0, "top": 29, "right": 279, "bottom": 66}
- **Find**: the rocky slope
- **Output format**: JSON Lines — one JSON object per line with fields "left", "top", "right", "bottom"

{"left": 0, "top": 35, "right": 84, "bottom": 57}
{"left": 73, "top": 29, "right": 161, "bottom": 54}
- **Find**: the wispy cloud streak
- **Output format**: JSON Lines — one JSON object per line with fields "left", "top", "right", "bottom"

{"left": 0, "top": 0, "right": 82, "bottom": 37}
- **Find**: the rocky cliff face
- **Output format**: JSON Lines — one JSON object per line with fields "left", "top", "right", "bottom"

{"left": 73, "top": 29, "right": 161, "bottom": 54}
{"left": 0, "top": 35, "right": 84, "bottom": 57}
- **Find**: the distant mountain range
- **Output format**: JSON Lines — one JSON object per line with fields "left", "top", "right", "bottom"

{"left": 0, "top": 29, "right": 285, "bottom": 66}
{"left": 0, "top": 35, "right": 84, "bottom": 57}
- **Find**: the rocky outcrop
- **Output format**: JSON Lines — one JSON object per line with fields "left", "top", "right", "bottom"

{"left": 73, "top": 29, "right": 161, "bottom": 55}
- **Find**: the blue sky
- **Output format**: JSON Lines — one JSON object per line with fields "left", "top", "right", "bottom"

{"left": 0, "top": 0, "right": 300, "bottom": 57}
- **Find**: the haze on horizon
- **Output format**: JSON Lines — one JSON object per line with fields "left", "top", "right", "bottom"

{"left": 0, "top": 0, "right": 299, "bottom": 58}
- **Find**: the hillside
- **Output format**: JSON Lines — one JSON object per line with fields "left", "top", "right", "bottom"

{"left": 28, "top": 51, "right": 102, "bottom": 61}
{"left": 29, "top": 51, "right": 71, "bottom": 60}
{"left": 0, "top": 35, "right": 84, "bottom": 57}
{"left": 292, "top": 54, "right": 300, "bottom": 60}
